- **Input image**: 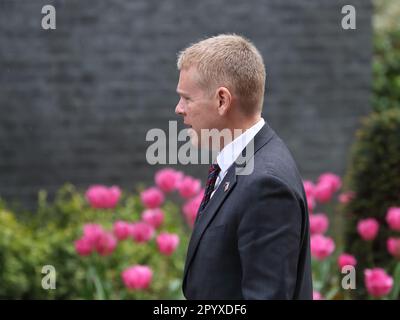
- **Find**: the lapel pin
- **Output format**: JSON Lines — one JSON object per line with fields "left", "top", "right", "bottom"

{"left": 224, "top": 182, "right": 230, "bottom": 192}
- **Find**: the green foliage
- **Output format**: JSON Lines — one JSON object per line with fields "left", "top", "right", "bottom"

{"left": 342, "top": 108, "right": 400, "bottom": 298}
{"left": 372, "top": 0, "right": 400, "bottom": 112}
{"left": 0, "top": 183, "right": 190, "bottom": 299}
{"left": 373, "top": 27, "right": 400, "bottom": 112}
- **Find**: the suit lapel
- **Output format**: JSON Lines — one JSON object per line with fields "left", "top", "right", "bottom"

{"left": 183, "top": 164, "right": 237, "bottom": 282}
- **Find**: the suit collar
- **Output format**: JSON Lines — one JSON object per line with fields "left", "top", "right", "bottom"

{"left": 251, "top": 119, "right": 275, "bottom": 155}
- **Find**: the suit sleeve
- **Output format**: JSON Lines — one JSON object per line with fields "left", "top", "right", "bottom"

{"left": 237, "top": 175, "right": 303, "bottom": 299}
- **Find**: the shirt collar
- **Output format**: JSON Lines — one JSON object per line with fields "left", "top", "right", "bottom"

{"left": 216, "top": 118, "right": 265, "bottom": 174}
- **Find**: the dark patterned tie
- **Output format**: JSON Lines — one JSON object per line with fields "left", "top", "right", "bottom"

{"left": 198, "top": 163, "right": 221, "bottom": 213}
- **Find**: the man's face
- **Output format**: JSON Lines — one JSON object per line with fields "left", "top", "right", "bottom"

{"left": 175, "top": 67, "right": 219, "bottom": 148}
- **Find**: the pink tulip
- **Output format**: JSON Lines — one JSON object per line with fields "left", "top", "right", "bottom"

{"left": 310, "top": 234, "right": 335, "bottom": 261}
{"left": 304, "top": 180, "right": 316, "bottom": 213}
{"left": 155, "top": 168, "right": 183, "bottom": 192}
{"left": 314, "top": 181, "right": 334, "bottom": 204}
{"left": 364, "top": 268, "right": 393, "bottom": 298}
{"left": 85, "top": 185, "right": 121, "bottom": 209}
{"left": 142, "top": 208, "right": 165, "bottom": 229}
{"left": 313, "top": 291, "right": 323, "bottom": 300}
{"left": 122, "top": 265, "right": 153, "bottom": 290}
{"left": 131, "top": 222, "right": 155, "bottom": 243}
{"left": 307, "top": 194, "right": 316, "bottom": 213}
{"left": 75, "top": 237, "right": 94, "bottom": 256}
{"left": 387, "top": 237, "right": 400, "bottom": 259}
{"left": 177, "top": 176, "right": 201, "bottom": 199}
{"left": 76, "top": 224, "right": 117, "bottom": 256}
{"left": 83, "top": 223, "right": 104, "bottom": 247}
{"left": 140, "top": 187, "right": 165, "bottom": 209}
{"left": 309, "top": 213, "right": 329, "bottom": 235}
{"left": 303, "top": 180, "right": 315, "bottom": 199}
{"left": 338, "top": 191, "right": 355, "bottom": 204}
{"left": 95, "top": 232, "right": 117, "bottom": 256}
{"left": 337, "top": 253, "right": 357, "bottom": 270}
{"left": 113, "top": 221, "right": 133, "bottom": 241}
{"left": 357, "top": 218, "right": 379, "bottom": 241}
{"left": 317, "top": 173, "right": 342, "bottom": 193}
{"left": 75, "top": 224, "right": 104, "bottom": 256}
{"left": 386, "top": 207, "right": 400, "bottom": 231}
{"left": 156, "top": 232, "right": 180, "bottom": 256}
{"left": 182, "top": 191, "right": 204, "bottom": 227}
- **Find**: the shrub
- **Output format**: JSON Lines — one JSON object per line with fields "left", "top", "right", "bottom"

{"left": 342, "top": 108, "right": 400, "bottom": 299}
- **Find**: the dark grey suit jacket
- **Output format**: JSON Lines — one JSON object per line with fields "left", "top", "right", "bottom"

{"left": 182, "top": 121, "right": 313, "bottom": 299}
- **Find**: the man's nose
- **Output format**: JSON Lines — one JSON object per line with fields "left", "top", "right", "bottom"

{"left": 175, "top": 100, "right": 184, "bottom": 116}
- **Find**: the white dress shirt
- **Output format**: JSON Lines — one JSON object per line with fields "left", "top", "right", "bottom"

{"left": 210, "top": 118, "right": 265, "bottom": 198}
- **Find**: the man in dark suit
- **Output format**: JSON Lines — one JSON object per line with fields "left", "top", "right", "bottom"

{"left": 175, "top": 34, "right": 313, "bottom": 299}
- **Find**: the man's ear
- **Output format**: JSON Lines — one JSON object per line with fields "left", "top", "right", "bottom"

{"left": 216, "top": 87, "right": 232, "bottom": 116}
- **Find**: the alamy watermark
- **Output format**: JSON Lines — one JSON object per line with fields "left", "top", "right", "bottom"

{"left": 40, "top": 5, "right": 356, "bottom": 31}
{"left": 341, "top": 265, "right": 356, "bottom": 290}
{"left": 145, "top": 121, "right": 254, "bottom": 175}
{"left": 41, "top": 5, "right": 56, "bottom": 30}
{"left": 41, "top": 265, "right": 56, "bottom": 290}
{"left": 341, "top": 5, "right": 356, "bottom": 30}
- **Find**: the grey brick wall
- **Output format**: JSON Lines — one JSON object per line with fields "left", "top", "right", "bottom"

{"left": 0, "top": 0, "right": 372, "bottom": 210}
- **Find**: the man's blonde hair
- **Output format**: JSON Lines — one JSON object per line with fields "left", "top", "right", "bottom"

{"left": 177, "top": 34, "right": 266, "bottom": 114}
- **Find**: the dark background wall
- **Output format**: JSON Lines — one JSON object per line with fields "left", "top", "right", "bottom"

{"left": 0, "top": 0, "right": 372, "bottom": 210}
